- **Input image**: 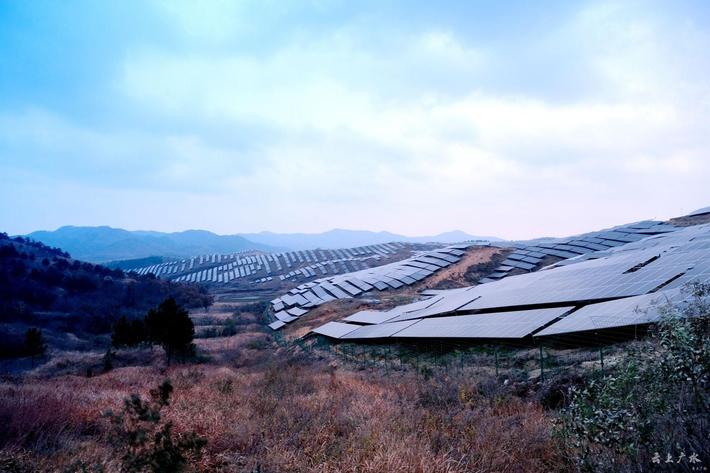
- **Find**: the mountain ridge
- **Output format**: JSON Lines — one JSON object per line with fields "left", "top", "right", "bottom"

{"left": 239, "top": 228, "right": 500, "bottom": 250}
{"left": 25, "top": 226, "right": 281, "bottom": 263}
{"left": 24, "top": 226, "right": 500, "bottom": 262}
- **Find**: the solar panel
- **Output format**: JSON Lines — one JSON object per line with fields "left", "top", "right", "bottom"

{"left": 535, "top": 290, "right": 684, "bottom": 336}
{"left": 507, "top": 253, "right": 530, "bottom": 262}
{"left": 341, "top": 320, "right": 420, "bottom": 339}
{"left": 312, "top": 321, "right": 360, "bottom": 338}
{"left": 302, "top": 292, "right": 324, "bottom": 305}
{"left": 348, "top": 278, "right": 374, "bottom": 292}
{"left": 538, "top": 248, "right": 580, "bottom": 259}
{"left": 394, "top": 307, "right": 573, "bottom": 339}
{"left": 429, "top": 252, "right": 460, "bottom": 263}
{"left": 269, "top": 321, "right": 286, "bottom": 330}
{"left": 274, "top": 311, "right": 297, "bottom": 322}
{"left": 399, "top": 276, "right": 417, "bottom": 285}
{"left": 287, "top": 307, "right": 308, "bottom": 317}
{"left": 521, "top": 256, "right": 542, "bottom": 264}
{"left": 414, "top": 256, "right": 449, "bottom": 267}
{"left": 320, "top": 282, "right": 351, "bottom": 299}
{"left": 312, "top": 285, "right": 335, "bottom": 301}
{"left": 333, "top": 280, "right": 362, "bottom": 296}
{"left": 501, "top": 259, "right": 536, "bottom": 270}
{"left": 384, "top": 278, "right": 404, "bottom": 289}
{"left": 688, "top": 206, "right": 710, "bottom": 217}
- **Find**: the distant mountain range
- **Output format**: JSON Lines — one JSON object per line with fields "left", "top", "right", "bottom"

{"left": 24, "top": 226, "right": 500, "bottom": 263}
{"left": 239, "top": 229, "right": 500, "bottom": 250}
{"left": 25, "top": 226, "right": 281, "bottom": 263}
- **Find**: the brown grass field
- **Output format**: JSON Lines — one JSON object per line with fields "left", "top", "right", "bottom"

{"left": 0, "top": 308, "right": 574, "bottom": 473}
{"left": 0, "top": 347, "right": 569, "bottom": 472}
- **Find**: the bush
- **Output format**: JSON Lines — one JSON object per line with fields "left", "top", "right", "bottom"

{"left": 104, "top": 380, "right": 206, "bottom": 472}
{"left": 25, "top": 328, "right": 46, "bottom": 367}
{"left": 558, "top": 285, "right": 710, "bottom": 472}
{"left": 112, "top": 316, "right": 146, "bottom": 348}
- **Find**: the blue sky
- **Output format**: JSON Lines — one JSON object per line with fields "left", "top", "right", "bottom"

{"left": 1, "top": 0, "right": 709, "bottom": 239}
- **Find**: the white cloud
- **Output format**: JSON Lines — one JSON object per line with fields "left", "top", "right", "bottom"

{"left": 3, "top": 0, "right": 709, "bottom": 237}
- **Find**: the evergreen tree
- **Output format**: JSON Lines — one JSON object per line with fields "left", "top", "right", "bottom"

{"left": 112, "top": 316, "right": 147, "bottom": 348}
{"left": 145, "top": 297, "right": 195, "bottom": 364}
{"left": 24, "top": 327, "right": 46, "bottom": 367}
{"left": 112, "top": 316, "right": 133, "bottom": 347}
{"left": 105, "top": 379, "right": 206, "bottom": 471}
{"left": 130, "top": 318, "right": 146, "bottom": 345}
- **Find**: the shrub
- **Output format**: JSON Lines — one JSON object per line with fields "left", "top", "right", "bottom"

{"left": 558, "top": 285, "right": 710, "bottom": 472}
{"left": 104, "top": 380, "right": 206, "bottom": 472}
{"left": 24, "top": 328, "right": 46, "bottom": 367}
{"left": 112, "top": 316, "right": 146, "bottom": 348}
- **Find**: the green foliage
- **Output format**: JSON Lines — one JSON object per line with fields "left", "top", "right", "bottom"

{"left": 112, "top": 316, "right": 146, "bottom": 348}
{"left": 102, "top": 348, "right": 114, "bottom": 373}
{"left": 104, "top": 380, "right": 206, "bottom": 473}
{"left": 24, "top": 328, "right": 46, "bottom": 357}
{"left": 145, "top": 298, "right": 195, "bottom": 364}
{"left": 558, "top": 284, "right": 710, "bottom": 472}
{"left": 221, "top": 318, "right": 238, "bottom": 337}
{"left": 24, "top": 327, "right": 46, "bottom": 367}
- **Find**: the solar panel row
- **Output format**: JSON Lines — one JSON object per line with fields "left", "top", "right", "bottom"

{"left": 482, "top": 220, "right": 681, "bottom": 284}
{"left": 268, "top": 245, "right": 473, "bottom": 329}
{"left": 312, "top": 223, "right": 710, "bottom": 340}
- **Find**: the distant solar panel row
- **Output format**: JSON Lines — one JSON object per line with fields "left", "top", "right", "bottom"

{"left": 131, "top": 242, "right": 407, "bottom": 286}
{"left": 483, "top": 220, "right": 679, "bottom": 284}
{"left": 268, "top": 245, "right": 475, "bottom": 329}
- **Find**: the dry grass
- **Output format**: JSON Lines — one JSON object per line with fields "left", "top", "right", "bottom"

{"left": 419, "top": 247, "right": 502, "bottom": 289}
{"left": 0, "top": 345, "right": 570, "bottom": 472}
{"left": 0, "top": 290, "right": 574, "bottom": 472}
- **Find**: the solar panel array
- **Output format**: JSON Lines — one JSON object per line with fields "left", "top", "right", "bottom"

{"left": 482, "top": 220, "right": 678, "bottom": 283}
{"left": 534, "top": 290, "right": 684, "bottom": 336}
{"left": 688, "top": 206, "right": 710, "bottom": 217}
{"left": 313, "top": 223, "right": 710, "bottom": 340}
{"left": 131, "top": 243, "right": 408, "bottom": 285}
{"left": 269, "top": 245, "right": 474, "bottom": 329}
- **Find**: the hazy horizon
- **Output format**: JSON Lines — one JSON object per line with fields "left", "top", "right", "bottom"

{"left": 16, "top": 207, "right": 695, "bottom": 243}
{"left": 2, "top": 1, "right": 709, "bottom": 240}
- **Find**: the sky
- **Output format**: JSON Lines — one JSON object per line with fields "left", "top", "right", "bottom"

{"left": 1, "top": 0, "right": 709, "bottom": 240}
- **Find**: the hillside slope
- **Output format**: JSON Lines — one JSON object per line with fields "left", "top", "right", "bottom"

{"left": 0, "top": 232, "right": 211, "bottom": 357}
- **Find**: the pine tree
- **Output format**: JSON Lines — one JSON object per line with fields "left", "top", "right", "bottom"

{"left": 25, "top": 327, "right": 46, "bottom": 368}
{"left": 112, "top": 316, "right": 146, "bottom": 347}
{"left": 145, "top": 297, "right": 195, "bottom": 364}
{"left": 112, "top": 316, "right": 133, "bottom": 347}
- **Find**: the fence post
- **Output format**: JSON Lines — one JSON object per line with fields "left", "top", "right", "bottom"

{"left": 539, "top": 345, "right": 544, "bottom": 382}
{"left": 599, "top": 345, "right": 604, "bottom": 373}
{"left": 495, "top": 346, "right": 499, "bottom": 377}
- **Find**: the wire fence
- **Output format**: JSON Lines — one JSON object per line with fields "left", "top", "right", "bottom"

{"left": 297, "top": 332, "right": 649, "bottom": 382}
